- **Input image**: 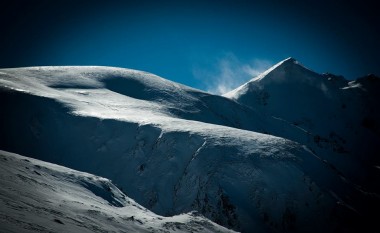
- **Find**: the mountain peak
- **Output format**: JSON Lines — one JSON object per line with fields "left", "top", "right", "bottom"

{"left": 272, "top": 56, "right": 304, "bottom": 70}
{"left": 271, "top": 56, "right": 299, "bottom": 69}
{"left": 224, "top": 57, "right": 318, "bottom": 98}
{"left": 250, "top": 57, "right": 304, "bottom": 82}
{"left": 282, "top": 57, "right": 297, "bottom": 63}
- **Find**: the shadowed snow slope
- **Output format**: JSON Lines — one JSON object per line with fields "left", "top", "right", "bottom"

{"left": 0, "top": 65, "right": 379, "bottom": 233}
{"left": 225, "top": 58, "right": 380, "bottom": 194}
{"left": 0, "top": 150, "right": 235, "bottom": 233}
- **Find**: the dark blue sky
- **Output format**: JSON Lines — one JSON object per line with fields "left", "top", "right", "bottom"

{"left": 1, "top": 0, "right": 379, "bottom": 93}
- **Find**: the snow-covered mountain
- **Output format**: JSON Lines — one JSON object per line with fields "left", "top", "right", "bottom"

{"left": 0, "top": 150, "right": 235, "bottom": 233}
{"left": 225, "top": 58, "right": 380, "bottom": 194}
{"left": 0, "top": 61, "right": 379, "bottom": 233}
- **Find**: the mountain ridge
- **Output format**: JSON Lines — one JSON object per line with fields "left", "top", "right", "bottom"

{"left": 0, "top": 149, "right": 236, "bottom": 233}
{"left": 224, "top": 58, "right": 380, "bottom": 197}
{"left": 1, "top": 61, "right": 379, "bottom": 233}
{"left": 224, "top": 57, "right": 344, "bottom": 99}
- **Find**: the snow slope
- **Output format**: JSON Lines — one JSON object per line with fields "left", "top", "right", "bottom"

{"left": 225, "top": 58, "right": 380, "bottom": 194}
{"left": 0, "top": 150, "right": 235, "bottom": 233}
{"left": 0, "top": 66, "right": 267, "bottom": 132}
{"left": 0, "top": 65, "right": 379, "bottom": 232}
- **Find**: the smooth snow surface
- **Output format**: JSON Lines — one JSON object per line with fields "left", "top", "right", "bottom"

{"left": 1, "top": 63, "right": 379, "bottom": 233}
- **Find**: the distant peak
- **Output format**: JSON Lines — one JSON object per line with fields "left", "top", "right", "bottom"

{"left": 266, "top": 57, "right": 299, "bottom": 72}
{"left": 280, "top": 57, "right": 299, "bottom": 66}
{"left": 246, "top": 57, "right": 301, "bottom": 82}
{"left": 223, "top": 57, "right": 316, "bottom": 97}
{"left": 283, "top": 57, "right": 296, "bottom": 63}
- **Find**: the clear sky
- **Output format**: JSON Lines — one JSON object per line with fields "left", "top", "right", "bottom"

{"left": 1, "top": 0, "right": 379, "bottom": 93}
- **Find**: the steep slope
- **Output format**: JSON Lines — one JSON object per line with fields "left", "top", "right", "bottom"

{"left": 0, "top": 150, "right": 235, "bottom": 233}
{"left": 0, "top": 66, "right": 378, "bottom": 232}
{"left": 225, "top": 58, "right": 380, "bottom": 194}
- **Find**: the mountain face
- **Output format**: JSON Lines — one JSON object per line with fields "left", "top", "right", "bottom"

{"left": 0, "top": 150, "right": 235, "bottom": 233}
{"left": 224, "top": 58, "right": 380, "bottom": 193}
{"left": 0, "top": 62, "right": 379, "bottom": 233}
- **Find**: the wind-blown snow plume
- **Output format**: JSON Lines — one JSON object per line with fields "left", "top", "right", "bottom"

{"left": 193, "top": 53, "right": 272, "bottom": 94}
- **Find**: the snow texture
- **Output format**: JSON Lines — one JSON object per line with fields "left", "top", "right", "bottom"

{"left": 0, "top": 150, "right": 235, "bottom": 233}
{"left": 1, "top": 62, "right": 379, "bottom": 233}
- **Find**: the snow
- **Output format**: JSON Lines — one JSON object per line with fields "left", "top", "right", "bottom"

{"left": 0, "top": 150, "right": 236, "bottom": 233}
{"left": 0, "top": 63, "right": 379, "bottom": 232}
{"left": 224, "top": 57, "right": 380, "bottom": 190}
